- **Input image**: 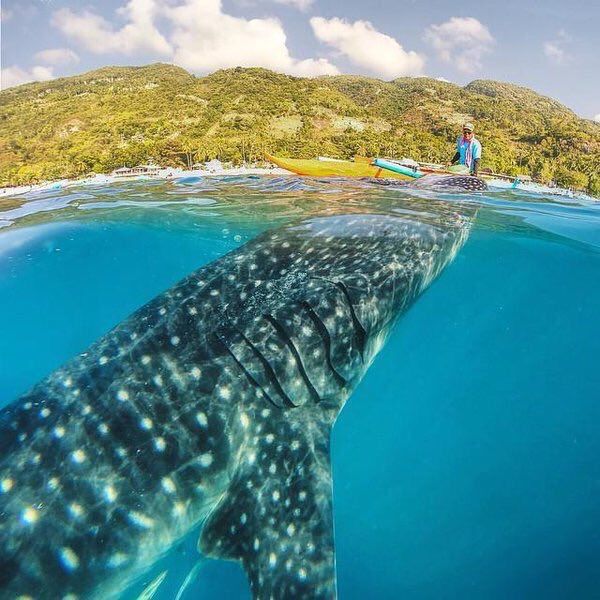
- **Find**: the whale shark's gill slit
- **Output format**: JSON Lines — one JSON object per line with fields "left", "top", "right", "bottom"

{"left": 236, "top": 330, "right": 298, "bottom": 409}
{"left": 334, "top": 281, "right": 367, "bottom": 359}
{"left": 299, "top": 300, "right": 347, "bottom": 388}
{"left": 212, "top": 333, "right": 281, "bottom": 410}
{"left": 262, "top": 313, "right": 322, "bottom": 405}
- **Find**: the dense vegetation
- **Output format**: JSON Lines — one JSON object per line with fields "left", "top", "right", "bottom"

{"left": 1, "top": 63, "right": 598, "bottom": 193}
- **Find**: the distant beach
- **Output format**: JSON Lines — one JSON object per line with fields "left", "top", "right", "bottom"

{"left": 0, "top": 165, "right": 289, "bottom": 199}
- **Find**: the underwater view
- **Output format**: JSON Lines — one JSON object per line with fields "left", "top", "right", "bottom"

{"left": 1, "top": 176, "right": 599, "bottom": 599}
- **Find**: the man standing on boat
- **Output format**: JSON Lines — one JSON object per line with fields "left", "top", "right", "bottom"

{"left": 451, "top": 122, "right": 482, "bottom": 176}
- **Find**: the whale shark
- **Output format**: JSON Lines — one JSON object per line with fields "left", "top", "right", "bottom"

{"left": 0, "top": 204, "right": 473, "bottom": 599}
{"left": 370, "top": 173, "right": 488, "bottom": 192}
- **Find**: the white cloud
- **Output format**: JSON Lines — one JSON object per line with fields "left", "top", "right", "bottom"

{"left": 1, "top": 65, "right": 55, "bottom": 90}
{"left": 52, "top": 0, "right": 172, "bottom": 56}
{"left": 271, "top": 0, "right": 314, "bottom": 11}
{"left": 52, "top": 0, "right": 337, "bottom": 77}
{"left": 543, "top": 31, "right": 571, "bottom": 65}
{"left": 310, "top": 17, "right": 424, "bottom": 79}
{"left": 424, "top": 17, "right": 494, "bottom": 74}
{"left": 35, "top": 48, "right": 80, "bottom": 66}
{"left": 165, "top": 0, "right": 338, "bottom": 76}
{"left": 594, "top": 114, "right": 600, "bottom": 123}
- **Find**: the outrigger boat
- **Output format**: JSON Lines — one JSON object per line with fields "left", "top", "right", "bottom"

{"left": 265, "top": 154, "right": 413, "bottom": 180}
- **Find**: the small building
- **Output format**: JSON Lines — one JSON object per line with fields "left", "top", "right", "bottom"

{"left": 204, "top": 159, "right": 223, "bottom": 172}
{"left": 111, "top": 163, "right": 162, "bottom": 177}
{"left": 112, "top": 166, "right": 134, "bottom": 177}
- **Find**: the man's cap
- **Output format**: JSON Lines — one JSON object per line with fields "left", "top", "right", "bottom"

{"left": 463, "top": 122, "right": 474, "bottom": 132}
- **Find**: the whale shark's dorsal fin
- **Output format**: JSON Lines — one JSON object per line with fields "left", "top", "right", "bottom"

{"left": 199, "top": 409, "right": 337, "bottom": 599}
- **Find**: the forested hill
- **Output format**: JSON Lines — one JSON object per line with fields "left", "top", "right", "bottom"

{"left": 1, "top": 63, "right": 599, "bottom": 192}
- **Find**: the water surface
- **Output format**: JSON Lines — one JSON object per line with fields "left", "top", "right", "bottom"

{"left": 1, "top": 176, "right": 599, "bottom": 598}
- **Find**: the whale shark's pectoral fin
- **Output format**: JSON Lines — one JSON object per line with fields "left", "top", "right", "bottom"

{"left": 199, "top": 415, "right": 336, "bottom": 599}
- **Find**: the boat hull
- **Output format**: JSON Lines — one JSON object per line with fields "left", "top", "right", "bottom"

{"left": 266, "top": 155, "right": 412, "bottom": 180}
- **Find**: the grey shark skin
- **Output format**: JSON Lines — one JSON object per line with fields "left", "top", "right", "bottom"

{"left": 0, "top": 207, "right": 472, "bottom": 600}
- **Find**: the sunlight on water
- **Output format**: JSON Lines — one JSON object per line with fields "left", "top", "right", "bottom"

{"left": 0, "top": 176, "right": 599, "bottom": 599}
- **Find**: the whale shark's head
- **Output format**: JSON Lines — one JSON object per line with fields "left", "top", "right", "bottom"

{"left": 290, "top": 213, "right": 470, "bottom": 368}
{"left": 204, "top": 209, "right": 472, "bottom": 416}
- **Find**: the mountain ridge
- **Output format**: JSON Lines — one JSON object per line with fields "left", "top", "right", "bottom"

{"left": 1, "top": 63, "right": 598, "bottom": 192}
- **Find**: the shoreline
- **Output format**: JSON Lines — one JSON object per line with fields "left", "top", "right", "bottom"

{"left": 0, "top": 165, "right": 595, "bottom": 202}
{"left": 0, "top": 166, "right": 289, "bottom": 199}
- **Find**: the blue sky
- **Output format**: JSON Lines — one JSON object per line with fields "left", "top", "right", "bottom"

{"left": 1, "top": 0, "right": 598, "bottom": 120}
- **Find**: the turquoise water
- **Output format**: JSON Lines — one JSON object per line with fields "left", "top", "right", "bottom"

{"left": 1, "top": 177, "right": 599, "bottom": 598}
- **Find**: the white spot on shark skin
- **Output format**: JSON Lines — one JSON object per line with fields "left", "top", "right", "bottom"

{"left": 159, "top": 307, "right": 167, "bottom": 316}
{"left": 199, "top": 453, "right": 213, "bottom": 467}
{"left": 63, "top": 377, "right": 72, "bottom": 388}
{"left": 24, "top": 402, "right": 32, "bottom": 410}
{"left": 141, "top": 355, "right": 151, "bottom": 365}
{"left": 272, "top": 490, "right": 281, "bottom": 502}
{"left": 82, "top": 405, "right": 91, "bottom": 415}
{"left": 104, "top": 485, "right": 118, "bottom": 502}
{"left": 196, "top": 412, "right": 208, "bottom": 427}
{"left": 287, "top": 524, "right": 296, "bottom": 536}
{"left": 31, "top": 453, "right": 41, "bottom": 466}
{"left": 269, "top": 553, "right": 277, "bottom": 567}
{"left": 161, "top": 477, "right": 176, "bottom": 494}
{"left": 170, "top": 336, "right": 180, "bottom": 346}
{"left": 140, "top": 417, "right": 153, "bottom": 430}
{"left": 40, "top": 407, "right": 51, "bottom": 418}
{"left": 217, "top": 385, "right": 231, "bottom": 400}
{"left": 298, "top": 567, "right": 308, "bottom": 580}
{"left": 1, "top": 478, "right": 14, "bottom": 493}
{"left": 298, "top": 491, "right": 307, "bottom": 502}
{"left": 240, "top": 413, "right": 250, "bottom": 429}
{"left": 253, "top": 538, "right": 260, "bottom": 551}
{"left": 117, "top": 389, "right": 129, "bottom": 401}
{"left": 18, "top": 433, "right": 27, "bottom": 443}
{"left": 187, "top": 306, "right": 198, "bottom": 316}
{"left": 154, "top": 437, "right": 166, "bottom": 452}
{"left": 173, "top": 502, "right": 185, "bottom": 516}
{"left": 48, "top": 477, "right": 60, "bottom": 491}
{"left": 99, "top": 356, "right": 108, "bottom": 365}
{"left": 153, "top": 375, "right": 163, "bottom": 387}
{"left": 240, "top": 513, "right": 247, "bottom": 525}
{"left": 98, "top": 423, "right": 109, "bottom": 435}
{"left": 269, "top": 463, "right": 277, "bottom": 475}
{"left": 60, "top": 547, "right": 80, "bottom": 571}
{"left": 265, "top": 434, "right": 274, "bottom": 444}
{"left": 291, "top": 440, "right": 300, "bottom": 451}
{"left": 247, "top": 452, "right": 256, "bottom": 465}
{"left": 71, "top": 449, "right": 86, "bottom": 464}
{"left": 261, "top": 408, "right": 270, "bottom": 418}
{"left": 190, "top": 366, "right": 201, "bottom": 379}
{"left": 21, "top": 507, "right": 39, "bottom": 525}
{"left": 107, "top": 553, "right": 128, "bottom": 568}
{"left": 128, "top": 511, "right": 154, "bottom": 529}
{"left": 68, "top": 503, "right": 84, "bottom": 519}
{"left": 53, "top": 426, "right": 65, "bottom": 439}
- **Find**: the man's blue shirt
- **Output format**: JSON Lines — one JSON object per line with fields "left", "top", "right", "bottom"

{"left": 456, "top": 136, "right": 482, "bottom": 170}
